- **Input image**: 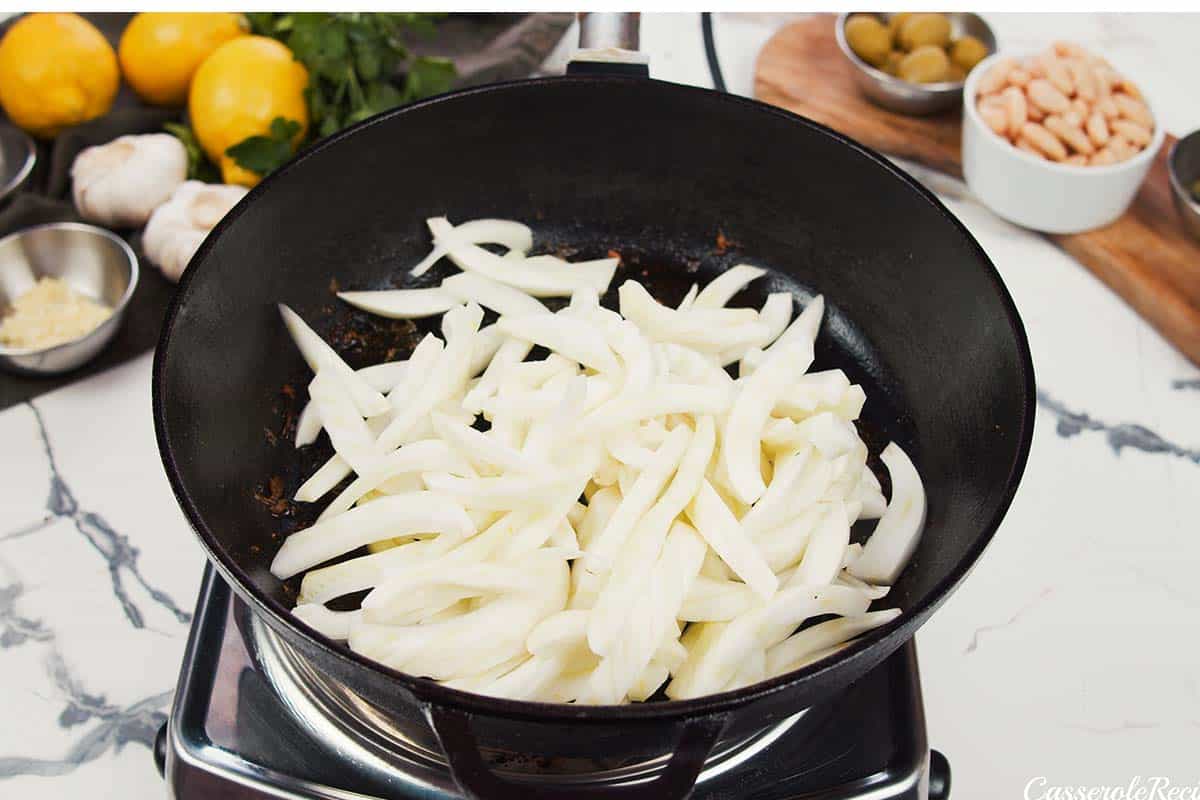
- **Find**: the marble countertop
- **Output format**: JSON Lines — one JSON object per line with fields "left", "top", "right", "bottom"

{"left": 2, "top": 13, "right": 1198, "bottom": 800}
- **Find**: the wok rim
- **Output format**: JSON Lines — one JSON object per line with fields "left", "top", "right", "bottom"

{"left": 152, "top": 74, "right": 1035, "bottom": 723}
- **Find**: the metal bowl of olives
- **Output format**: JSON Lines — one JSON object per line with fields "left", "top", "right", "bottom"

{"left": 836, "top": 12, "right": 996, "bottom": 115}
{"left": 1167, "top": 129, "right": 1200, "bottom": 243}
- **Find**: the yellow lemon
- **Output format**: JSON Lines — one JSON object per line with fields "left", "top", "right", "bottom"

{"left": 0, "top": 13, "right": 119, "bottom": 138}
{"left": 119, "top": 13, "right": 248, "bottom": 107}
{"left": 189, "top": 36, "right": 309, "bottom": 187}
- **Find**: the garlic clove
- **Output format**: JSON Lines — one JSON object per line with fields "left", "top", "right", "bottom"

{"left": 143, "top": 180, "right": 247, "bottom": 282}
{"left": 189, "top": 191, "right": 239, "bottom": 229}
{"left": 71, "top": 134, "right": 187, "bottom": 229}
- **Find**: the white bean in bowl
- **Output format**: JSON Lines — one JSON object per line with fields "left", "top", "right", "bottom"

{"left": 962, "top": 51, "right": 1165, "bottom": 234}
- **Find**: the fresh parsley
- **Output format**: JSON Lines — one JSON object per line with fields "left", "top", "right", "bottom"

{"left": 171, "top": 13, "right": 456, "bottom": 183}
{"left": 164, "top": 121, "right": 220, "bottom": 183}
{"left": 225, "top": 117, "right": 303, "bottom": 176}
{"left": 250, "top": 12, "right": 456, "bottom": 139}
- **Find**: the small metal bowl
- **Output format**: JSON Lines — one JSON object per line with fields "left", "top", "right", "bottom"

{"left": 1167, "top": 129, "right": 1200, "bottom": 242}
{"left": 835, "top": 12, "right": 997, "bottom": 116}
{"left": 0, "top": 223, "right": 138, "bottom": 375}
{"left": 0, "top": 122, "right": 37, "bottom": 206}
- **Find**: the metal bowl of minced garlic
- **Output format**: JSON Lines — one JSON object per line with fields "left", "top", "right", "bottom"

{"left": 0, "top": 222, "right": 138, "bottom": 375}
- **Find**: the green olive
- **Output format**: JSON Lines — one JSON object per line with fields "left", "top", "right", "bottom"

{"left": 886, "top": 13, "right": 913, "bottom": 45}
{"left": 882, "top": 49, "right": 905, "bottom": 77}
{"left": 898, "top": 13, "right": 952, "bottom": 52}
{"left": 844, "top": 15, "right": 891, "bottom": 68}
{"left": 949, "top": 35, "right": 989, "bottom": 72}
{"left": 898, "top": 45, "right": 951, "bottom": 84}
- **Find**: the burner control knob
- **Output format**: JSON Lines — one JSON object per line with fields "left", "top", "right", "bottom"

{"left": 928, "top": 749, "right": 951, "bottom": 799}
{"left": 154, "top": 722, "right": 168, "bottom": 777}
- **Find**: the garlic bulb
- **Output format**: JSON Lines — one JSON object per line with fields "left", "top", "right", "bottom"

{"left": 143, "top": 181, "right": 247, "bottom": 282}
{"left": 71, "top": 134, "right": 188, "bottom": 228}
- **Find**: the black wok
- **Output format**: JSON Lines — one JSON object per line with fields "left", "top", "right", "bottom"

{"left": 153, "top": 38, "right": 1034, "bottom": 799}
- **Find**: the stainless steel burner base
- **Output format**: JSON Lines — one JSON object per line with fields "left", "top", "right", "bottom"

{"left": 157, "top": 564, "right": 949, "bottom": 799}
{"left": 251, "top": 605, "right": 806, "bottom": 787}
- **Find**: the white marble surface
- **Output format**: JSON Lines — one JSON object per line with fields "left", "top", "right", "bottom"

{"left": 1, "top": 12, "right": 1199, "bottom": 800}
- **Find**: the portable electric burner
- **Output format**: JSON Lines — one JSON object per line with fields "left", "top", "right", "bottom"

{"left": 153, "top": 566, "right": 950, "bottom": 799}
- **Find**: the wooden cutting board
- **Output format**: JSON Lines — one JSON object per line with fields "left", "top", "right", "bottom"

{"left": 755, "top": 14, "right": 1200, "bottom": 366}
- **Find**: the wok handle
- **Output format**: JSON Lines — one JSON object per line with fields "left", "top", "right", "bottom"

{"left": 578, "top": 12, "right": 640, "bottom": 50}
{"left": 568, "top": 12, "right": 649, "bottom": 77}
{"left": 425, "top": 704, "right": 729, "bottom": 799}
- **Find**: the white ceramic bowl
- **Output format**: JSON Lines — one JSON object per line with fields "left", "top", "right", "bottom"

{"left": 961, "top": 52, "right": 1165, "bottom": 235}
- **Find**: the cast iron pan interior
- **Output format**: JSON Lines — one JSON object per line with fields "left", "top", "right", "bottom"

{"left": 154, "top": 76, "right": 1034, "bottom": 720}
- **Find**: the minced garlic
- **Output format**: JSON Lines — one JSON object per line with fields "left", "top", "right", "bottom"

{"left": 0, "top": 277, "right": 113, "bottom": 350}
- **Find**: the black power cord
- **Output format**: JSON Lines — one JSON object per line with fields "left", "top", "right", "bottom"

{"left": 700, "top": 12, "right": 728, "bottom": 93}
